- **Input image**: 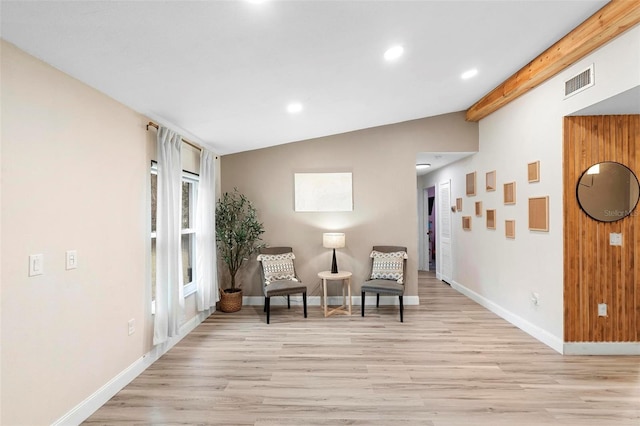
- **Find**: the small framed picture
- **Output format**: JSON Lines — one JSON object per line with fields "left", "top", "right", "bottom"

{"left": 505, "top": 220, "right": 516, "bottom": 239}
{"left": 529, "top": 196, "right": 549, "bottom": 232}
{"left": 486, "top": 209, "right": 496, "bottom": 229}
{"left": 466, "top": 172, "right": 476, "bottom": 196}
{"left": 528, "top": 161, "right": 540, "bottom": 183}
{"left": 504, "top": 182, "right": 516, "bottom": 205}
{"left": 486, "top": 170, "right": 496, "bottom": 192}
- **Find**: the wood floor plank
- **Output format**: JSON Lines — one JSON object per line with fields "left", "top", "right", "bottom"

{"left": 84, "top": 271, "right": 640, "bottom": 425}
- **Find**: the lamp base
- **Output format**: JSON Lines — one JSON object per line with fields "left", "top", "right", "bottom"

{"left": 331, "top": 248, "right": 338, "bottom": 273}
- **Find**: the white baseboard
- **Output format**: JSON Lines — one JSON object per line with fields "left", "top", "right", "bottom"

{"left": 243, "top": 295, "right": 419, "bottom": 306}
{"left": 449, "top": 281, "right": 640, "bottom": 356}
{"left": 450, "top": 280, "right": 564, "bottom": 354}
{"left": 243, "top": 295, "right": 317, "bottom": 306}
{"left": 359, "top": 295, "right": 419, "bottom": 306}
{"left": 564, "top": 342, "right": 640, "bottom": 355}
{"left": 53, "top": 309, "right": 213, "bottom": 426}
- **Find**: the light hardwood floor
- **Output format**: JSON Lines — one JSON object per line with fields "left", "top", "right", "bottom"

{"left": 85, "top": 271, "right": 640, "bottom": 425}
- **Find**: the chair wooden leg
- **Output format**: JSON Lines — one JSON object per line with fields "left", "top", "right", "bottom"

{"left": 361, "top": 292, "right": 365, "bottom": 316}
{"left": 376, "top": 293, "right": 380, "bottom": 307}
{"left": 287, "top": 294, "right": 291, "bottom": 309}
{"left": 266, "top": 297, "right": 271, "bottom": 324}
{"left": 264, "top": 296, "right": 267, "bottom": 312}
{"left": 303, "top": 292, "right": 307, "bottom": 318}
{"left": 399, "top": 295, "right": 404, "bottom": 322}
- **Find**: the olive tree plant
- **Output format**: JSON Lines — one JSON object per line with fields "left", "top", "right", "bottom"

{"left": 215, "top": 189, "right": 265, "bottom": 292}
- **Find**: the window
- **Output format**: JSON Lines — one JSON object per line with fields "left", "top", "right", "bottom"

{"left": 151, "top": 163, "right": 199, "bottom": 303}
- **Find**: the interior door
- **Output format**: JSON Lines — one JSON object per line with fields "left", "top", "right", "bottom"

{"left": 423, "top": 188, "right": 431, "bottom": 271}
{"left": 437, "top": 180, "right": 452, "bottom": 283}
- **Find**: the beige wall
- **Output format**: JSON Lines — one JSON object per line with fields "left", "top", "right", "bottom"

{"left": 0, "top": 40, "right": 204, "bottom": 425}
{"left": 221, "top": 113, "right": 478, "bottom": 300}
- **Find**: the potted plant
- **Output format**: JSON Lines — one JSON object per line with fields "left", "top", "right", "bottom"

{"left": 215, "top": 189, "right": 265, "bottom": 312}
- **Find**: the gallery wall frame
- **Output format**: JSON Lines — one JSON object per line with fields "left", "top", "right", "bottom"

{"left": 294, "top": 172, "right": 353, "bottom": 212}
{"left": 462, "top": 216, "right": 472, "bottom": 231}
{"left": 504, "top": 182, "right": 516, "bottom": 205}
{"left": 505, "top": 220, "right": 516, "bottom": 239}
{"left": 528, "top": 161, "right": 540, "bottom": 183}
{"left": 486, "top": 209, "right": 496, "bottom": 229}
{"left": 486, "top": 170, "right": 496, "bottom": 192}
{"left": 475, "top": 201, "right": 483, "bottom": 217}
{"left": 466, "top": 172, "right": 477, "bottom": 196}
{"left": 528, "top": 196, "right": 549, "bottom": 231}
{"left": 456, "top": 197, "right": 463, "bottom": 212}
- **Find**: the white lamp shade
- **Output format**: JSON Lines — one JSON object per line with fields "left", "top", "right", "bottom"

{"left": 323, "top": 232, "right": 345, "bottom": 249}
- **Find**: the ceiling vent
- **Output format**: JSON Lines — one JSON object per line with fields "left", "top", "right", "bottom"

{"left": 564, "top": 64, "right": 594, "bottom": 98}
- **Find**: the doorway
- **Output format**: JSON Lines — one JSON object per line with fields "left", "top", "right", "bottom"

{"left": 423, "top": 186, "right": 436, "bottom": 271}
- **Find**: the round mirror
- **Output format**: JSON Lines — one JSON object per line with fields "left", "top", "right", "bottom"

{"left": 577, "top": 161, "right": 640, "bottom": 222}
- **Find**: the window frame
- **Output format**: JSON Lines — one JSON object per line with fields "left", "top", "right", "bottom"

{"left": 151, "top": 162, "right": 199, "bottom": 306}
{"left": 180, "top": 170, "right": 198, "bottom": 297}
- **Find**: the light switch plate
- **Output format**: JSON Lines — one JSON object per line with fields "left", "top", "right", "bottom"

{"left": 29, "top": 254, "right": 44, "bottom": 277}
{"left": 66, "top": 250, "right": 78, "bottom": 270}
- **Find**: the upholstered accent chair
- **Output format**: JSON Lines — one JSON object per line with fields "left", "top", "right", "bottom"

{"left": 361, "top": 245, "right": 408, "bottom": 322}
{"left": 257, "top": 247, "right": 308, "bottom": 324}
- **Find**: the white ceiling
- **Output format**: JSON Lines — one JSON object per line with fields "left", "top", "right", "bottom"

{"left": 1, "top": 0, "right": 608, "bottom": 155}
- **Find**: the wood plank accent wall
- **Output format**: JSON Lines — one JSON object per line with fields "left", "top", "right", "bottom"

{"left": 564, "top": 115, "right": 640, "bottom": 342}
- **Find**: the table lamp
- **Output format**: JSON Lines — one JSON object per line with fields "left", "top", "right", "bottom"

{"left": 323, "top": 232, "right": 345, "bottom": 274}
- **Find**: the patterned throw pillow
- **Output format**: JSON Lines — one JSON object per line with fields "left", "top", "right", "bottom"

{"left": 370, "top": 250, "right": 408, "bottom": 283}
{"left": 257, "top": 252, "right": 298, "bottom": 285}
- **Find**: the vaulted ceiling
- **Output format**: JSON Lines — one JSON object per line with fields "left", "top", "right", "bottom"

{"left": 1, "top": 0, "right": 609, "bottom": 155}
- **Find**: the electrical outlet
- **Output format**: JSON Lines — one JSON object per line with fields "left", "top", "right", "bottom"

{"left": 128, "top": 319, "right": 135, "bottom": 335}
{"left": 609, "top": 233, "right": 622, "bottom": 246}
{"left": 598, "top": 303, "right": 607, "bottom": 317}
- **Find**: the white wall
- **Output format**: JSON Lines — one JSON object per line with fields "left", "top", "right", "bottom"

{"left": 419, "top": 25, "right": 640, "bottom": 353}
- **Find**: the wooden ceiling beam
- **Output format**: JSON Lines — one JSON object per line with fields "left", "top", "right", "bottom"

{"left": 465, "top": 0, "right": 640, "bottom": 122}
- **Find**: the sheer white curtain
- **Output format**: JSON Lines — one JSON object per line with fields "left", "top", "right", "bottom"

{"left": 154, "top": 126, "right": 184, "bottom": 346}
{"left": 195, "top": 149, "right": 219, "bottom": 311}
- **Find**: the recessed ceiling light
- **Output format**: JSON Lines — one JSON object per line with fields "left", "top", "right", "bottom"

{"left": 416, "top": 163, "right": 431, "bottom": 170}
{"left": 384, "top": 45, "right": 404, "bottom": 61}
{"left": 287, "top": 102, "right": 303, "bottom": 114}
{"left": 461, "top": 68, "right": 478, "bottom": 79}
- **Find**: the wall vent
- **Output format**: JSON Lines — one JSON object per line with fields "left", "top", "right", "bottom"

{"left": 564, "top": 64, "right": 594, "bottom": 98}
